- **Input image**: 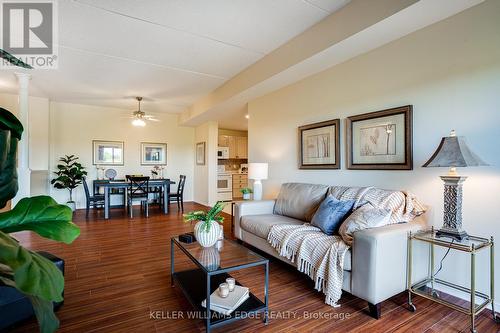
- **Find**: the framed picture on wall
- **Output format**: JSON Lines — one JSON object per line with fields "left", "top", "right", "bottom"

{"left": 141, "top": 142, "right": 167, "bottom": 165}
{"left": 196, "top": 142, "right": 206, "bottom": 165}
{"left": 346, "top": 105, "right": 413, "bottom": 170}
{"left": 92, "top": 140, "right": 124, "bottom": 165}
{"left": 298, "top": 119, "right": 340, "bottom": 169}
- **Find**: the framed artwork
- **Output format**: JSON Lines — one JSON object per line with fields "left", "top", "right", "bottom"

{"left": 196, "top": 142, "right": 206, "bottom": 165}
{"left": 346, "top": 105, "right": 413, "bottom": 170}
{"left": 92, "top": 140, "right": 124, "bottom": 165}
{"left": 298, "top": 119, "right": 340, "bottom": 169}
{"left": 141, "top": 142, "right": 167, "bottom": 165}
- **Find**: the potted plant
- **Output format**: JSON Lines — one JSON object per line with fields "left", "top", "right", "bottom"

{"left": 183, "top": 201, "right": 225, "bottom": 247}
{"left": 1, "top": 108, "right": 80, "bottom": 333}
{"left": 240, "top": 187, "right": 253, "bottom": 200}
{"left": 51, "top": 155, "right": 87, "bottom": 211}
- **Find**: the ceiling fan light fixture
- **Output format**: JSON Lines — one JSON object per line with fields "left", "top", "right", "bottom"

{"left": 132, "top": 118, "right": 146, "bottom": 127}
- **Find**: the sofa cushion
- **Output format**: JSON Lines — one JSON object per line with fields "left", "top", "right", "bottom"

{"left": 338, "top": 203, "right": 392, "bottom": 246}
{"left": 310, "top": 195, "right": 355, "bottom": 235}
{"left": 328, "top": 186, "right": 425, "bottom": 224}
{"left": 274, "top": 183, "right": 328, "bottom": 222}
{"left": 240, "top": 214, "right": 303, "bottom": 239}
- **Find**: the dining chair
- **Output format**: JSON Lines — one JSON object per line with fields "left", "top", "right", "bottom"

{"left": 126, "top": 175, "right": 150, "bottom": 218}
{"left": 83, "top": 177, "right": 105, "bottom": 218}
{"left": 168, "top": 175, "right": 186, "bottom": 212}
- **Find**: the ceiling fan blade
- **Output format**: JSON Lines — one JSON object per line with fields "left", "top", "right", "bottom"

{"left": 147, "top": 118, "right": 160, "bottom": 122}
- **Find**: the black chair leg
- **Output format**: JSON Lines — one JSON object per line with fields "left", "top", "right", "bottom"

{"left": 180, "top": 198, "right": 184, "bottom": 212}
{"left": 86, "top": 204, "right": 90, "bottom": 218}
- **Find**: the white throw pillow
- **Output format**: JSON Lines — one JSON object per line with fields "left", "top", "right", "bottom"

{"left": 338, "top": 203, "right": 392, "bottom": 246}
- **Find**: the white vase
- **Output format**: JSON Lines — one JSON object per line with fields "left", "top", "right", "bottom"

{"left": 243, "top": 193, "right": 251, "bottom": 200}
{"left": 194, "top": 221, "right": 220, "bottom": 247}
{"left": 66, "top": 201, "right": 76, "bottom": 211}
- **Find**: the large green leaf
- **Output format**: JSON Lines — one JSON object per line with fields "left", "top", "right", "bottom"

{"left": 0, "top": 107, "right": 24, "bottom": 139}
{"left": 0, "top": 231, "right": 64, "bottom": 302}
{"left": 28, "top": 295, "right": 60, "bottom": 333}
{"left": 0, "top": 196, "right": 79, "bottom": 244}
{"left": 0, "top": 49, "right": 33, "bottom": 69}
{"left": 0, "top": 249, "right": 60, "bottom": 333}
{"left": 0, "top": 108, "right": 23, "bottom": 208}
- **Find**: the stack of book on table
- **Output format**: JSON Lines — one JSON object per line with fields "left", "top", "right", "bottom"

{"left": 201, "top": 285, "right": 249, "bottom": 315}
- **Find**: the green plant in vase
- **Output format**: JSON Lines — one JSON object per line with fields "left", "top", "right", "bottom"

{"left": 0, "top": 107, "right": 80, "bottom": 333}
{"left": 51, "top": 155, "right": 87, "bottom": 211}
{"left": 183, "top": 201, "right": 225, "bottom": 247}
{"left": 240, "top": 187, "right": 253, "bottom": 200}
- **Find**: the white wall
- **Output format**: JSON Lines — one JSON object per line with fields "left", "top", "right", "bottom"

{"left": 49, "top": 102, "right": 194, "bottom": 208}
{"left": 194, "top": 121, "right": 218, "bottom": 206}
{"left": 0, "top": 93, "right": 50, "bottom": 170}
{"left": 248, "top": 1, "right": 500, "bottom": 305}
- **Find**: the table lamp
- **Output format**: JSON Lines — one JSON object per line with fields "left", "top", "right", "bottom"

{"left": 248, "top": 163, "right": 268, "bottom": 201}
{"left": 422, "top": 130, "right": 488, "bottom": 240}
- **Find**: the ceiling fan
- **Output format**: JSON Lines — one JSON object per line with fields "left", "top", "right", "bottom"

{"left": 129, "top": 97, "right": 159, "bottom": 127}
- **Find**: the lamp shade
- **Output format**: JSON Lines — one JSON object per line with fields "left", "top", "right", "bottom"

{"left": 248, "top": 163, "right": 268, "bottom": 180}
{"left": 422, "top": 132, "right": 488, "bottom": 168}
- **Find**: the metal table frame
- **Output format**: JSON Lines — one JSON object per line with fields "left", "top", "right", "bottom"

{"left": 170, "top": 237, "right": 269, "bottom": 333}
{"left": 407, "top": 228, "right": 499, "bottom": 333}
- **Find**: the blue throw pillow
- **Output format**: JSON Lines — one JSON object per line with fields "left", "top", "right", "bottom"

{"left": 311, "top": 195, "right": 356, "bottom": 235}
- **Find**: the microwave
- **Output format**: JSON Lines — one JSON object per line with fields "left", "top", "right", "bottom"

{"left": 217, "top": 147, "right": 229, "bottom": 159}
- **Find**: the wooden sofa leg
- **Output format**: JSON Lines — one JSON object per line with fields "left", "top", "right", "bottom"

{"left": 368, "top": 302, "right": 381, "bottom": 319}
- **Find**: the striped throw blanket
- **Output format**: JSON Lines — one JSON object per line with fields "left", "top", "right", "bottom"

{"left": 328, "top": 186, "right": 426, "bottom": 224}
{"left": 267, "top": 223, "right": 349, "bottom": 307}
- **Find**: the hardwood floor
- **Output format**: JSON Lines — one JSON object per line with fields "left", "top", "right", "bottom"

{"left": 8, "top": 202, "right": 499, "bottom": 333}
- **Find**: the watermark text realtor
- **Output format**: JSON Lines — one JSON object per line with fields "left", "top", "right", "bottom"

{"left": 1, "top": 0, "right": 58, "bottom": 69}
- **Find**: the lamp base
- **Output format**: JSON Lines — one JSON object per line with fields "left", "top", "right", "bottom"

{"left": 253, "top": 180, "right": 263, "bottom": 201}
{"left": 436, "top": 228, "right": 469, "bottom": 241}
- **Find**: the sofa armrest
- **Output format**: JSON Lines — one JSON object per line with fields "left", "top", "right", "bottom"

{"left": 351, "top": 216, "right": 427, "bottom": 305}
{"left": 233, "top": 200, "right": 276, "bottom": 239}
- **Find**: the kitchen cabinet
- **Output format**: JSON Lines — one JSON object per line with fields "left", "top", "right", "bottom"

{"left": 236, "top": 136, "right": 248, "bottom": 159}
{"left": 228, "top": 136, "right": 237, "bottom": 159}
{"left": 218, "top": 135, "right": 229, "bottom": 147}
{"left": 232, "top": 174, "right": 248, "bottom": 199}
{"left": 218, "top": 134, "right": 247, "bottom": 159}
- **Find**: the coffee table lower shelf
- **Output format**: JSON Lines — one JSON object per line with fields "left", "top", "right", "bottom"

{"left": 172, "top": 268, "right": 267, "bottom": 329}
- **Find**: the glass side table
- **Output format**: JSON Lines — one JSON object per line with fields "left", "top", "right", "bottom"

{"left": 407, "top": 228, "right": 499, "bottom": 333}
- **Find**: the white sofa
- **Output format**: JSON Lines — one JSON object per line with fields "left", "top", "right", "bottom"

{"left": 233, "top": 183, "right": 428, "bottom": 318}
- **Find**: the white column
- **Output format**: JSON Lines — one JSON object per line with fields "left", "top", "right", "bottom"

{"left": 12, "top": 72, "right": 32, "bottom": 206}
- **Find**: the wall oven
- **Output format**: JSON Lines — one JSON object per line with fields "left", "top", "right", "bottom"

{"left": 217, "top": 173, "right": 232, "bottom": 201}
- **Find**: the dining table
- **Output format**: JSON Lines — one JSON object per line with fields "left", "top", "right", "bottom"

{"left": 94, "top": 179, "right": 176, "bottom": 219}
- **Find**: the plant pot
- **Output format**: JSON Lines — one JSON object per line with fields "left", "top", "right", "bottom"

{"left": 242, "top": 193, "right": 251, "bottom": 200}
{"left": 194, "top": 221, "right": 221, "bottom": 247}
{"left": 66, "top": 201, "right": 76, "bottom": 212}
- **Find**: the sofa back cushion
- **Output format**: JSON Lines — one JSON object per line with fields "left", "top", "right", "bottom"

{"left": 274, "top": 183, "right": 328, "bottom": 221}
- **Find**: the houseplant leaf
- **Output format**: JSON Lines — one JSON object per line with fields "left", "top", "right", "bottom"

{"left": 0, "top": 231, "right": 64, "bottom": 302}
{"left": 0, "top": 108, "right": 23, "bottom": 209}
{"left": 0, "top": 49, "right": 33, "bottom": 69}
{"left": 28, "top": 295, "right": 60, "bottom": 333}
{"left": 0, "top": 196, "right": 79, "bottom": 243}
